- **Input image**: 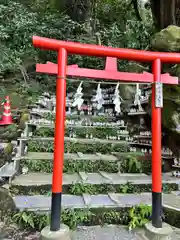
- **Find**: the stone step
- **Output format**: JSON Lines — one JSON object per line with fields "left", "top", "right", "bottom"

{"left": 128, "top": 112, "right": 147, "bottom": 116}
{"left": 14, "top": 192, "right": 151, "bottom": 211}
{"left": 13, "top": 192, "right": 180, "bottom": 213}
{"left": 18, "top": 137, "right": 128, "bottom": 145}
{"left": 19, "top": 136, "right": 153, "bottom": 148}
{"left": 113, "top": 152, "right": 174, "bottom": 160}
{"left": 17, "top": 138, "right": 173, "bottom": 159}
{"left": 30, "top": 111, "right": 117, "bottom": 121}
{"left": 26, "top": 123, "right": 129, "bottom": 140}
{"left": 17, "top": 137, "right": 129, "bottom": 156}
{"left": 11, "top": 172, "right": 177, "bottom": 188}
{"left": 0, "top": 162, "right": 16, "bottom": 179}
{"left": 27, "top": 122, "right": 127, "bottom": 129}
{"left": 19, "top": 152, "right": 148, "bottom": 174}
{"left": 22, "top": 152, "right": 143, "bottom": 161}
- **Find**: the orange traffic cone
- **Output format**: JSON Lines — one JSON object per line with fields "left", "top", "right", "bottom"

{"left": 0, "top": 96, "right": 12, "bottom": 125}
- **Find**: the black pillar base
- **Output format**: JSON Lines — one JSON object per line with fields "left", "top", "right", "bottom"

{"left": 152, "top": 191, "right": 162, "bottom": 228}
{"left": 50, "top": 192, "right": 62, "bottom": 231}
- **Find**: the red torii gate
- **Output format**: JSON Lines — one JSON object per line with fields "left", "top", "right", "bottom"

{"left": 37, "top": 59, "right": 177, "bottom": 84}
{"left": 33, "top": 36, "right": 179, "bottom": 233}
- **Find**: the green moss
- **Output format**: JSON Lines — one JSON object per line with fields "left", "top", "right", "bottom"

{"left": 164, "top": 207, "right": 180, "bottom": 228}
{"left": 21, "top": 159, "right": 119, "bottom": 173}
{"left": 149, "top": 85, "right": 180, "bottom": 132}
{"left": 10, "top": 182, "right": 177, "bottom": 196}
{"left": 10, "top": 205, "right": 180, "bottom": 231}
{"left": 120, "top": 155, "right": 151, "bottom": 174}
{"left": 20, "top": 205, "right": 150, "bottom": 231}
{"left": 162, "top": 99, "right": 177, "bottom": 129}
{"left": 43, "top": 112, "right": 115, "bottom": 123}
{"left": 21, "top": 155, "right": 151, "bottom": 174}
{"left": 151, "top": 25, "right": 180, "bottom": 52}
{"left": 71, "top": 126, "right": 123, "bottom": 139}
{"left": 10, "top": 208, "right": 130, "bottom": 231}
{"left": 0, "top": 124, "right": 19, "bottom": 141}
{"left": 34, "top": 126, "right": 125, "bottom": 139}
{"left": 28, "top": 141, "right": 128, "bottom": 154}
{"left": 34, "top": 127, "right": 54, "bottom": 137}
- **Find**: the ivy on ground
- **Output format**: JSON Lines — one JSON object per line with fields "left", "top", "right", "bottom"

{"left": 28, "top": 140, "right": 128, "bottom": 154}
{"left": 10, "top": 182, "right": 178, "bottom": 196}
{"left": 11, "top": 205, "right": 151, "bottom": 231}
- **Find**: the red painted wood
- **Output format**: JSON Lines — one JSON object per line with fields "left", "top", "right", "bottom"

{"left": 33, "top": 36, "right": 180, "bottom": 63}
{"left": 36, "top": 62, "right": 178, "bottom": 84}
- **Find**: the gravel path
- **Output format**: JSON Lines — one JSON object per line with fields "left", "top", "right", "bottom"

{"left": 72, "top": 225, "right": 180, "bottom": 240}
{"left": 1, "top": 224, "right": 180, "bottom": 239}
{"left": 72, "top": 225, "right": 139, "bottom": 240}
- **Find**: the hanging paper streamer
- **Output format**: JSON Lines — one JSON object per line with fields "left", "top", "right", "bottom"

{"left": 72, "top": 81, "right": 84, "bottom": 110}
{"left": 113, "top": 83, "right": 123, "bottom": 113}
{"left": 134, "top": 83, "right": 143, "bottom": 111}
{"left": 94, "top": 83, "right": 104, "bottom": 110}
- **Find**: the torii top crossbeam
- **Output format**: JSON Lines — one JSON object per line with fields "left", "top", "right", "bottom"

{"left": 36, "top": 59, "right": 178, "bottom": 84}
{"left": 33, "top": 36, "right": 179, "bottom": 85}
{"left": 33, "top": 36, "right": 180, "bottom": 63}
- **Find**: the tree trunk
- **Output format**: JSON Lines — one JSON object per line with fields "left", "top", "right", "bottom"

{"left": 59, "top": 0, "right": 92, "bottom": 23}
{"left": 150, "top": 0, "right": 180, "bottom": 30}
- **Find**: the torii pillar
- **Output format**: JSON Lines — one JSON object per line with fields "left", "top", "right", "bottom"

{"left": 33, "top": 35, "right": 179, "bottom": 240}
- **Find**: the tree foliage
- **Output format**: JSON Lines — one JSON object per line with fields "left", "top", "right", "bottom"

{"left": 1, "top": 0, "right": 180, "bottom": 150}
{"left": 0, "top": 0, "right": 154, "bottom": 75}
{"left": 0, "top": 1, "right": 85, "bottom": 73}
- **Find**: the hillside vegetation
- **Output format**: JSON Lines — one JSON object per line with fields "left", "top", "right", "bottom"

{"left": 0, "top": 0, "right": 180, "bottom": 153}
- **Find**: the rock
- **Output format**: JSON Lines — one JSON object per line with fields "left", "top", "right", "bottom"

{"left": 19, "top": 113, "right": 30, "bottom": 130}
{"left": 0, "top": 187, "right": 16, "bottom": 212}
{"left": 148, "top": 25, "right": 180, "bottom": 155}
{"left": 172, "top": 112, "right": 180, "bottom": 128}
{"left": 24, "top": 232, "right": 40, "bottom": 240}
{"left": 151, "top": 25, "right": 180, "bottom": 52}
{"left": 21, "top": 113, "right": 30, "bottom": 122}
{"left": 120, "top": 85, "right": 134, "bottom": 101}
{"left": 4, "top": 142, "right": 13, "bottom": 155}
{"left": 127, "top": 62, "right": 149, "bottom": 73}
{"left": 0, "top": 124, "right": 19, "bottom": 141}
{"left": 0, "top": 143, "right": 13, "bottom": 168}
{"left": 120, "top": 61, "right": 149, "bottom": 104}
{"left": 146, "top": 85, "right": 180, "bottom": 156}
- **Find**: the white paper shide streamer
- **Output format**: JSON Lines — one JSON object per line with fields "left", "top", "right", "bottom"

{"left": 134, "top": 83, "right": 143, "bottom": 111}
{"left": 94, "top": 83, "right": 104, "bottom": 110}
{"left": 113, "top": 83, "right": 123, "bottom": 113}
{"left": 72, "top": 81, "right": 84, "bottom": 110}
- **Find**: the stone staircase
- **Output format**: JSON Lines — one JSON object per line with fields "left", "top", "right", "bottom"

{"left": 4, "top": 90, "right": 180, "bottom": 233}
{"left": 0, "top": 141, "right": 19, "bottom": 183}
{"left": 0, "top": 109, "right": 26, "bottom": 182}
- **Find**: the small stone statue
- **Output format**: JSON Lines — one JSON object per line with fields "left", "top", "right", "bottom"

{"left": 174, "top": 158, "right": 178, "bottom": 166}
{"left": 22, "top": 166, "right": 29, "bottom": 175}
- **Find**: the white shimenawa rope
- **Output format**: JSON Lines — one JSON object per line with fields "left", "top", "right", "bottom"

{"left": 94, "top": 83, "right": 104, "bottom": 110}
{"left": 134, "top": 83, "right": 143, "bottom": 111}
{"left": 113, "top": 83, "right": 123, "bottom": 113}
{"left": 72, "top": 81, "right": 84, "bottom": 110}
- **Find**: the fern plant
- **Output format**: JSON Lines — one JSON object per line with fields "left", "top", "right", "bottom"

{"left": 128, "top": 204, "right": 152, "bottom": 230}
{"left": 121, "top": 155, "right": 142, "bottom": 173}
